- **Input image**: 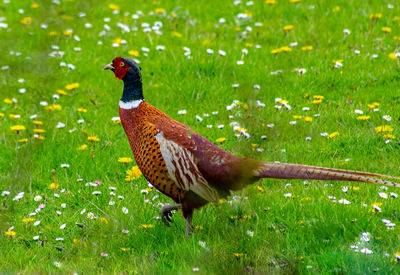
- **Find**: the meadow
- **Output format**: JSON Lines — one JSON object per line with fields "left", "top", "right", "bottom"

{"left": 1, "top": 0, "right": 400, "bottom": 273}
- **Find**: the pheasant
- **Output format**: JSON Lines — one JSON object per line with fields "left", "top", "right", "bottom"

{"left": 104, "top": 57, "right": 400, "bottom": 237}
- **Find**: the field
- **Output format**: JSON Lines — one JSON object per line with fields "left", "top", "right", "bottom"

{"left": 1, "top": 0, "right": 400, "bottom": 273}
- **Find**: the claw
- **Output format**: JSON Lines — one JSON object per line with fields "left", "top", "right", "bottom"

{"left": 159, "top": 203, "right": 181, "bottom": 227}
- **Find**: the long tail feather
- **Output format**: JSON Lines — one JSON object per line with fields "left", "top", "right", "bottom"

{"left": 253, "top": 162, "right": 400, "bottom": 187}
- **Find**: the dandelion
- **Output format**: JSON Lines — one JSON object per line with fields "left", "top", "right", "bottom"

{"left": 216, "top": 137, "right": 226, "bottom": 143}
{"left": 65, "top": 83, "right": 79, "bottom": 90}
{"left": 327, "top": 132, "right": 339, "bottom": 139}
{"left": 21, "top": 17, "right": 32, "bottom": 25}
{"left": 108, "top": 4, "right": 120, "bottom": 10}
{"left": 49, "top": 183, "right": 59, "bottom": 189}
{"left": 125, "top": 166, "right": 142, "bottom": 181}
{"left": 128, "top": 50, "right": 140, "bottom": 57}
{"left": 78, "top": 107, "right": 87, "bottom": 113}
{"left": 369, "top": 13, "right": 382, "bottom": 19}
{"left": 304, "top": 116, "right": 313, "bottom": 122}
{"left": 233, "top": 253, "right": 244, "bottom": 257}
{"left": 155, "top": 8, "right": 165, "bottom": 13}
{"left": 140, "top": 224, "right": 154, "bottom": 228}
{"left": 171, "top": 31, "right": 182, "bottom": 38}
{"left": 77, "top": 144, "right": 88, "bottom": 150}
{"left": 381, "top": 27, "right": 391, "bottom": 33}
{"left": 357, "top": 116, "right": 370, "bottom": 120}
{"left": 375, "top": 125, "right": 393, "bottom": 133}
{"left": 118, "top": 157, "right": 133, "bottom": 163}
{"left": 5, "top": 230, "right": 16, "bottom": 236}
{"left": 332, "top": 6, "right": 340, "bottom": 12}
{"left": 383, "top": 134, "right": 395, "bottom": 139}
{"left": 87, "top": 136, "right": 100, "bottom": 142}
{"left": 10, "top": 125, "right": 26, "bottom": 131}
{"left": 283, "top": 25, "right": 294, "bottom": 31}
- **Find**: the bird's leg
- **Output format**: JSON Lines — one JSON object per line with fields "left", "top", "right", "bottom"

{"left": 159, "top": 203, "right": 181, "bottom": 227}
{"left": 185, "top": 211, "right": 194, "bottom": 238}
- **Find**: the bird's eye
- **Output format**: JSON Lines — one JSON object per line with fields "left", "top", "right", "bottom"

{"left": 120, "top": 62, "right": 125, "bottom": 67}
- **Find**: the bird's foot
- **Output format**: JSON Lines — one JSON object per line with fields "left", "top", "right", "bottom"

{"left": 159, "top": 203, "right": 181, "bottom": 227}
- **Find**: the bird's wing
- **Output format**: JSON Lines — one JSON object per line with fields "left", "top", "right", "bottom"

{"left": 154, "top": 131, "right": 220, "bottom": 203}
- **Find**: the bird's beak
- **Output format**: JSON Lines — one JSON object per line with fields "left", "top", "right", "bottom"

{"left": 103, "top": 63, "right": 115, "bottom": 70}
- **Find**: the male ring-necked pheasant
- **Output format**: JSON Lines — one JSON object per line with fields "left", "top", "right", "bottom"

{"left": 104, "top": 57, "right": 400, "bottom": 237}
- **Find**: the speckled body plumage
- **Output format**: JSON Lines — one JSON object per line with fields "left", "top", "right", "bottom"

{"left": 105, "top": 57, "right": 400, "bottom": 237}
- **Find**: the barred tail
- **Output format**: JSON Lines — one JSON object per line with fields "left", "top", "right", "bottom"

{"left": 253, "top": 162, "right": 400, "bottom": 187}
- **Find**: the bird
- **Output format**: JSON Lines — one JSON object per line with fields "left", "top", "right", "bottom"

{"left": 104, "top": 57, "right": 400, "bottom": 238}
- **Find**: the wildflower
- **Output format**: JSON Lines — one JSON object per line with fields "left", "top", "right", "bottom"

{"left": 375, "top": 125, "right": 393, "bottom": 133}
{"left": 327, "top": 132, "right": 339, "bottom": 139}
{"left": 265, "top": 0, "right": 276, "bottom": 4}
{"left": 10, "top": 125, "right": 26, "bottom": 131}
{"left": 301, "top": 45, "right": 313, "bottom": 51}
{"left": 108, "top": 4, "right": 120, "bottom": 10}
{"left": 78, "top": 107, "right": 87, "bottom": 113}
{"left": 233, "top": 253, "right": 244, "bottom": 257}
{"left": 125, "top": 166, "right": 142, "bottom": 181}
{"left": 304, "top": 116, "right": 312, "bottom": 122}
{"left": 140, "top": 224, "right": 154, "bottom": 228}
{"left": 128, "top": 50, "right": 139, "bottom": 57}
{"left": 22, "top": 217, "right": 35, "bottom": 223}
{"left": 257, "top": 186, "right": 264, "bottom": 192}
{"left": 87, "top": 136, "right": 100, "bottom": 142}
{"left": 171, "top": 31, "right": 182, "bottom": 38}
{"left": 332, "top": 6, "right": 340, "bottom": 12}
{"left": 21, "top": 17, "right": 32, "bottom": 25}
{"left": 369, "top": 13, "right": 382, "bottom": 19}
{"left": 100, "top": 217, "right": 108, "bottom": 224}
{"left": 33, "top": 129, "right": 45, "bottom": 133}
{"left": 357, "top": 116, "right": 370, "bottom": 120}
{"left": 382, "top": 115, "right": 391, "bottom": 121}
{"left": 101, "top": 252, "right": 108, "bottom": 257}
{"left": 31, "top": 3, "right": 39, "bottom": 8}
{"left": 118, "top": 157, "right": 133, "bottom": 163}
{"left": 283, "top": 25, "right": 294, "bottom": 31}
{"left": 5, "top": 230, "right": 16, "bottom": 236}
{"left": 216, "top": 137, "right": 226, "bottom": 143}
{"left": 121, "top": 248, "right": 130, "bottom": 252}
{"left": 155, "top": 8, "right": 165, "bottom": 13}
{"left": 381, "top": 27, "right": 391, "bottom": 33}
{"left": 77, "top": 144, "right": 88, "bottom": 150}
{"left": 65, "top": 83, "right": 79, "bottom": 90}
{"left": 383, "top": 134, "right": 395, "bottom": 139}
{"left": 63, "top": 30, "right": 72, "bottom": 35}
{"left": 50, "top": 183, "right": 59, "bottom": 189}
{"left": 57, "top": 89, "right": 68, "bottom": 95}
{"left": 338, "top": 198, "right": 351, "bottom": 204}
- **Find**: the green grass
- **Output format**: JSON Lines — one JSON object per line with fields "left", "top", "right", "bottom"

{"left": 1, "top": 0, "right": 400, "bottom": 273}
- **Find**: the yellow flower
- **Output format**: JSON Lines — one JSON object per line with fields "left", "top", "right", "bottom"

{"left": 87, "top": 136, "right": 100, "bottom": 142}
{"left": 332, "top": 59, "right": 343, "bottom": 63}
{"left": 368, "top": 102, "right": 380, "bottom": 109}
{"left": 171, "top": 31, "right": 182, "bottom": 38}
{"left": 33, "top": 120, "right": 43, "bottom": 125}
{"left": 4, "top": 98, "right": 13, "bottom": 104}
{"left": 375, "top": 125, "right": 393, "bottom": 133}
{"left": 155, "top": 8, "right": 165, "bottom": 13}
{"left": 233, "top": 253, "right": 244, "bottom": 257}
{"left": 301, "top": 45, "right": 313, "bottom": 51}
{"left": 9, "top": 114, "right": 20, "bottom": 120}
{"left": 128, "top": 50, "right": 140, "bottom": 57}
{"left": 381, "top": 27, "right": 392, "bottom": 33}
{"left": 245, "top": 43, "right": 253, "bottom": 47}
{"left": 0, "top": 113, "right": 4, "bottom": 117}
{"left": 279, "top": 46, "right": 292, "bottom": 52}
{"left": 304, "top": 116, "right": 313, "bottom": 122}
{"left": 63, "top": 30, "right": 72, "bottom": 36}
{"left": 73, "top": 239, "right": 79, "bottom": 244}
{"left": 257, "top": 186, "right": 264, "bottom": 192}
{"left": 290, "top": 0, "right": 300, "bottom": 2}
{"left": 293, "top": 115, "right": 302, "bottom": 120}
{"left": 383, "top": 134, "right": 395, "bottom": 139}
{"left": 283, "top": 25, "right": 294, "bottom": 31}
{"left": 327, "top": 132, "right": 339, "bottom": 139}
{"left": 313, "top": 95, "right": 324, "bottom": 100}
{"left": 31, "top": 3, "right": 39, "bottom": 8}
{"left": 373, "top": 202, "right": 382, "bottom": 207}
{"left": 5, "top": 230, "right": 16, "bottom": 236}
{"left": 34, "top": 135, "right": 45, "bottom": 140}
{"left": 352, "top": 186, "right": 360, "bottom": 191}
{"left": 78, "top": 107, "right": 87, "bottom": 113}
{"left": 369, "top": 13, "right": 382, "bottom": 19}
{"left": 121, "top": 248, "right": 130, "bottom": 252}
{"left": 216, "top": 137, "right": 226, "bottom": 143}
{"left": 49, "top": 183, "right": 59, "bottom": 189}
{"left": 312, "top": 99, "right": 322, "bottom": 104}
{"left": 394, "top": 36, "right": 400, "bottom": 41}
{"left": 118, "top": 157, "right": 133, "bottom": 163}
{"left": 19, "top": 138, "right": 28, "bottom": 143}
{"left": 332, "top": 6, "right": 340, "bottom": 12}
{"left": 139, "top": 224, "right": 154, "bottom": 229}
{"left": 112, "top": 38, "right": 122, "bottom": 44}
{"left": 65, "top": 83, "right": 80, "bottom": 90}
{"left": 45, "top": 104, "right": 62, "bottom": 111}
{"left": 21, "top": 17, "right": 32, "bottom": 25}
{"left": 57, "top": 89, "right": 68, "bottom": 95}
{"left": 357, "top": 116, "right": 370, "bottom": 120}
{"left": 10, "top": 125, "right": 26, "bottom": 131}
{"left": 100, "top": 217, "right": 108, "bottom": 224}
{"left": 22, "top": 217, "right": 35, "bottom": 223}
{"left": 77, "top": 144, "right": 88, "bottom": 150}
{"left": 125, "top": 166, "right": 142, "bottom": 181}
{"left": 265, "top": 0, "right": 276, "bottom": 4}
{"left": 388, "top": 53, "right": 398, "bottom": 60}
{"left": 34, "top": 129, "right": 45, "bottom": 133}
{"left": 108, "top": 4, "right": 120, "bottom": 10}
{"left": 202, "top": 40, "right": 211, "bottom": 46}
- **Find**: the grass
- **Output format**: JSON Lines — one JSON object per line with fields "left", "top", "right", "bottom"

{"left": 1, "top": 0, "right": 400, "bottom": 273}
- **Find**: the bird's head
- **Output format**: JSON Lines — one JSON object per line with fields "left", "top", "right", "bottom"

{"left": 104, "top": 57, "right": 144, "bottom": 104}
{"left": 103, "top": 57, "right": 142, "bottom": 81}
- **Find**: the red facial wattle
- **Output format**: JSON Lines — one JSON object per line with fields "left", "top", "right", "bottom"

{"left": 113, "top": 57, "right": 130, "bottom": 79}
